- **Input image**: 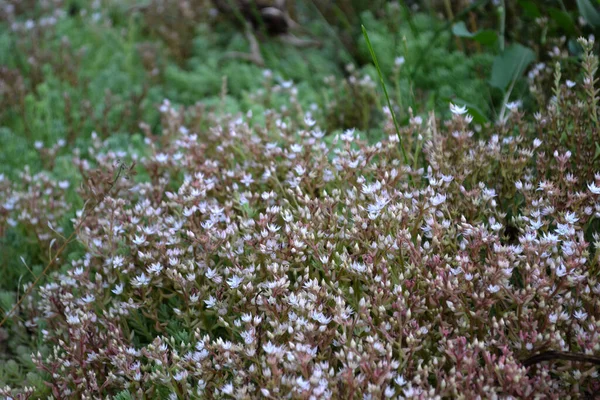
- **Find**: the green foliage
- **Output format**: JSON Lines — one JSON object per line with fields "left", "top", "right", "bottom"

{"left": 452, "top": 21, "right": 498, "bottom": 46}
{"left": 490, "top": 43, "right": 535, "bottom": 91}
{"left": 577, "top": 0, "right": 600, "bottom": 28}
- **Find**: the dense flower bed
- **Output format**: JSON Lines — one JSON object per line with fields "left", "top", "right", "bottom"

{"left": 2, "top": 40, "right": 600, "bottom": 399}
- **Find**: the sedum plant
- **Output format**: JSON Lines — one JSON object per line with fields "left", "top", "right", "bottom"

{"left": 1, "top": 51, "right": 600, "bottom": 397}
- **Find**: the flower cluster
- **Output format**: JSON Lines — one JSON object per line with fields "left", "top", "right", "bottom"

{"left": 1, "top": 65, "right": 599, "bottom": 398}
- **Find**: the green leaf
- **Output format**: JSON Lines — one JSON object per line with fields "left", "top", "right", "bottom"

{"left": 114, "top": 390, "right": 134, "bottom": 400}
{"left": 594, "top": 142, "right": 600, "bottom": 160}
{"left": 519, "top": 0, "right": 541, "bottom": 18}
{"left": 577, "top": 0, "right": 600, "bottom": 28}
{"left": 490, "top": 44, "right": 536, "bottom": 91}
{"left": 548, "top": 8, "right": 576, "bottom": 35}
{"left": 451, "top": 22, "right": 498, "bottom": 46}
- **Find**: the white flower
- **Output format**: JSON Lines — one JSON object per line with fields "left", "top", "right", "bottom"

{"left": 155, "top": 153, "right": 169, "bottom": 163}
{"left": 240, "top": 174, "right": 254, "bottom": 187}
{"left": 147, "top": 262, "right": 163, "bottom": 275}
{"left": 112, "top": 283, "right": 124, "bottom": 295}
{"left": 66, "top": 314, "right": 81, "bottom": 325}
{"left": 395, "top": 375, "right": 407, "bottom": 387}
{"left": 566, "top": 80, "right": 576, "bottom": 88}
{"left": 431, "top": 193, "right": 446, "bottom": 206}
{"left": 487, "top": 284, "right": 500, "bottom": 293}
{"left": 131, "top": 273, "right": 151, "bottom": 287}
{"left": 82, "top": 294, "right": 95, "bottom": 304}
{"left": 533, "top": 138, "right": 542, "bottom": 148}
{"left": 263, "top": 341, "right": 282, "bottom": 355}
{"left": 296, "top": 376, "right": 311, "bottom": 391}
{"left": 574, "top": 309, "right": 588, "bottom": 321}
{"left": 588, "top": 182, "right": 600, "bottom": 194}
{"left": 304, "top": 114, "right": 316, "bottom": 127}
{"left": 290, "top": 144, "right": 303, "bottom": 153}
{"left": 384, "top": 386, "right": 395, "bottom": 398}
{"left": 174, "top": 370, "right": 188, "bottom": 381}
{"left": 506, "top": 100, "right": 522, "bottom": 111}
{"left": 449, "top": 103, "right": 468, "bottom": 115}
{"left": 221, "top": 383, "right": 234, "bottom": 395}
{"left": 132, "top": 234, "right": 147, "bottom": 246}
{"left": 204, "top": 295, "right": 217, "bottom": 308}
{"left": 394, "top": 56, "right": 405, "bottom": 66}
{"left": 555, "top": 264, "right": 567, "bottom": 277}
{"left": 564, "top": 211, "right": 579, "bottom": 224}
{"left": 310, "top": 311, "right": 332, "bottom": 325}
{"left": 112, "top": 255, "right": 124, "bottom": 269}
{"left": 350, "top": 261, "right": 367, "bottom": 273}
{"left": 227, "top": 275, "right": 243, "bottom": 289}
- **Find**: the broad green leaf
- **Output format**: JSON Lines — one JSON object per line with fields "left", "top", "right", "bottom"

{"left": 518, "top": 0, "right": 541, "bottom": 18}
{"left": 490, "top": 44, "right": 536, "bottom": 91}
{"left": 548, "top": 8, "right": 576, "bottom": 35}
{"left": 451, "top": 22, "right": 498, "bottom": 46}
{"left": 577, "top": 0, "right": 600, "bottom": 28}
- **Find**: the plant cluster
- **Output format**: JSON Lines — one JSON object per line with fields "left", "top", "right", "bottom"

{"left": 2, "top": 0, "right": 600, "bottom": 398}
{"left": 1, "top": 46, "right": 600, "bottom": 395}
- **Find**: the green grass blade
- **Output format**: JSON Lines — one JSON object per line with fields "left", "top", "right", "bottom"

{"left": 361, "top": 24, "right": 409, "bottom": 167}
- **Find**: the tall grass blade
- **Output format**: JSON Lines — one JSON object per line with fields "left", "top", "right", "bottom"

{"left": 361, "top": 24, "right": 409, "bottom": 167}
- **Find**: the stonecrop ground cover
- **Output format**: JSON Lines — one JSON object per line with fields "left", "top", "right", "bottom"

{"left": 2, "top": 0, "right": 600, "bottom": 399}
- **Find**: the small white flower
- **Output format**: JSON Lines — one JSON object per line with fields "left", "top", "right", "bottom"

{"left": 304, "top": 114, "right": 316, "bottom": 127}
{"left": 112, "top": 283, "right": 124, "bottom": 295}
{"left": 384, "top": 386, "right": 395, "bottom": 398}
{"left": 588, "top": 182, "right": 600, "bottom": 194}
{"left": 131, "top": 273, "right": 151, "bottom": 287}
{"left": 574, "top": 310, "right": 588, "bottom": 321}
{"left": 147, "top": 262, "right": 163, "bottom": 275}
{"left": 394, "top": 56, "right": 405, "bottom": 67}
{"left": 174, "top": 370, "right": 188, "bottom": 382}
{"left": 66, "top": 314, "right": 81, "bottom": 325}
{"left": 395, "top": 375, "right": 407, "bottom": 387}
{"left": 533, "top": 138, "right": 542, "bottom": 148}
{"left": 205, "top": 295, "right": 217, "bottom": 308}
{"left": 350, "top": 261, "right": 367, "bottom": 273}
{"left": 82, "top": 294, "right": 95, "bottom": 304}
{"left": 487, "top": 284, "right": 500, "bottom": 293}
{"left": 431, "top": 193, "right": 446, "bottom": 206}
{"left": 566, "top": 80, "right": 576, "bottom": 88}
{"left": 112, "top": 255, "right": 125, "bottom": 269}
{"left": 221, "top": 383, "right": 234, "bottom": 395}
{"left": 227, "top": 275, "right": 243, "bottom": 289}
{"left": 564, "top": 212, "right": 579, "bottom": 224}
{"left": 555, "top": 264, "right": 567, "bottom": 277}
{"left": 132, "top": 234, "right": 147, "bottom": 246}
{"left": 449, "top": 103, "right": 468, "bottom": 115}
{"left": 506, "top": 100, "right": 522, "bottom": 111}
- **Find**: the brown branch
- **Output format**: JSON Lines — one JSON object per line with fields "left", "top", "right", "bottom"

{"left": 523, "top": 351, "right": 600, "bottom": 368}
